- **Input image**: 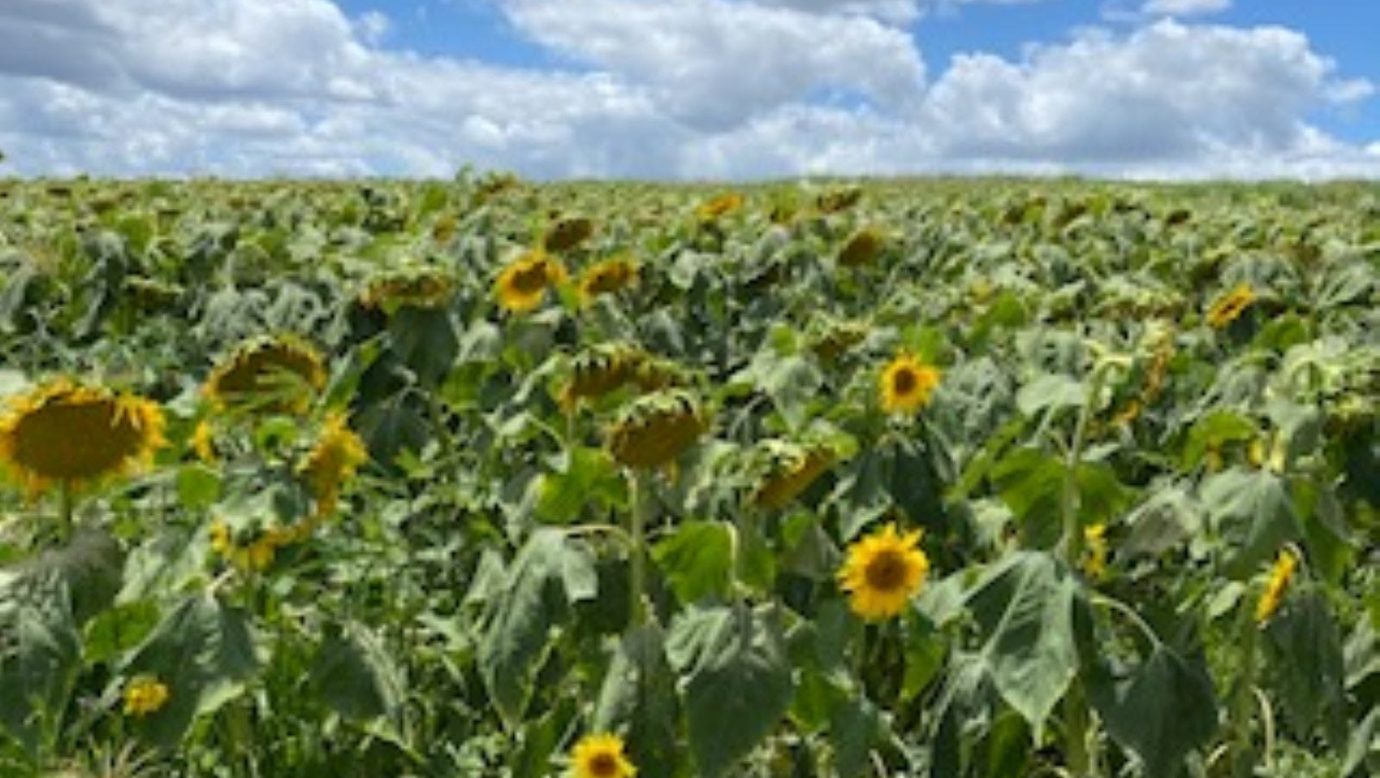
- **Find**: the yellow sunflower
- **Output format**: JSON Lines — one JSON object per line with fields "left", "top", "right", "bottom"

{"left": 1255, "top": 548, "right": 1298, "bottom": 624}
{"left": 879, "top": 355, "right": 941, "bottom": 415}
{"left": 297, "top": 412, "right": 368, "bottom": 517}
{"left": 578, "top": 257, "right": 639, "bottom": 305}
{"left": 837, "top": 523, "right": 929, "bottom": 621}
{"left": 607, "top": 391, "right": 707, "bottom": 470}
{"left": 0, "top": 379, "right": 166, "bottom": 497}
{"left": 123, "top": 675, "right": 170, "bottom": 717}
{"left": 1082, "top": 524, "right": 1108, "bottom": 580}
{"left": 696, "top": 192, "right": 745, "bottom": 222}
{"left": 190, "top": 419, "right": 217, "bottom": 463}
{"left": 570, "top": 733, "right": 636, "bottom": 778}
{"left": 203, "top": 335, "right": 327, "bottom": 415}
{"left": 495, "top": 249, "right": 567, "bottom": 313}
{"left": 1205, "top": 282, "right": 1257, "bottom": 329}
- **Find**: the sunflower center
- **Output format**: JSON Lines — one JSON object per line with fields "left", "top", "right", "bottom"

{"left": 11, "top": 397, "right": 145, "bottom": 481}
{"left": 510, "top": 262, "right": 551, "bottom": 293}
{"left": 864, "top": 549, "right": 909, "bottom": 591}
{"left": 588, "top": 753, "right": 620, "bottom": 777}
{"left": 891, "top": 367, "right": 918, "bottom": 396}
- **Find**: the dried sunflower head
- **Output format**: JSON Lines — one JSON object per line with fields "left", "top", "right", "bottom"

{"left": 560, "top": 343, "right": 645, "bottom": 411}
{"left": 578, "top": 256, "right": 639, "bottom": 306}
{"left": 837, "top": 226, "right": 886, "bottom": 267}
{"left": 359, "top": 267, "right": 456, "bottom": 313}
{"left": 607, "top": 390, "right": 708, "bottom": 470}
{"left": 543, "top": 216, "right": 595, "bottom": 253}
{"left": 0, "top": 378, "right": 166, "bottom": 497}
{"left": 752, "top": 440, "right": 837, "bottom": 511}
{"left": 203, "top": 335, "right": 327, "bottom": 415}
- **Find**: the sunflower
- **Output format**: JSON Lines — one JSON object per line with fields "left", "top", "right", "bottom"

{"left": 817, "top": 187, "right": 862, "bottom": 213}
{"left": 696, "top": 192, "right": 744, "bottom": 222}
{"left": 837, "top": 226, "right": 886, "bottom": 267}
{"left": 543, "top": 217, "right": 595, "bottom": 253}
{"left": 837, "top": 523, "right": 929, "bottom": 621}
{"left": 808, "top": 318, "right": 869, "bottom": 363}
{"left": 607, "top": 391, "right": 707, "bottom": 470}
{"left": 754, "top": 445, "right": 835, "bottom": 511}
{"left": 578, "top": 257, "right": 638, "bottom": 305}
{"left": 1205, "top": 282, "right": 1257, "bottom": 329}
{"left": 359, "top": 268, "right": 456, "bottom": 312}
{"left": 560, "top": 344, "right": 642, "bottom": 411}
{"left": 123, "top": 675, "right": 170, "bottom": 717}
{"left": 203, "top": 335, "right": 327, "bottom": 415}
{"left": 879, "top": 355, "right": 941, "bottom": 415}
{"left": 495, "top": 249, "right": 567, "bottom": 314}
{"left": 190, "top": 419, "right": 217, "bottom": 463}
{"left": 1082, "top": 524, "right": 1108, "bottom": 580}
{"left": 1255, "top": 549, "right": 1298, "bottom": 624}
{"left": 0, "top": 379, "right": 166, "bottom": 496}
{"left": 570, "top": 733, "right": 636, "bottom": 778}
{"left": 297, "top": 412, "right": 368, "bottom": 517}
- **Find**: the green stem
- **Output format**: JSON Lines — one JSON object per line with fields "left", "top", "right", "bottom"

{"left": 1228, "top": 601, "right": 1260, "bottom": 775}
{"left": 58, "top": 482, "right": 74, "bottom": 544}
{"left": 628, "top": 470, "right": 648, "bottom": 626}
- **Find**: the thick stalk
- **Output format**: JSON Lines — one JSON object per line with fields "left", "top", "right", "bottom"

{"left": 1228, "top": 600, "right": 1260, "bottom": 775}
{"left": 58, "top": 482, "right": 74, "bottom": 544}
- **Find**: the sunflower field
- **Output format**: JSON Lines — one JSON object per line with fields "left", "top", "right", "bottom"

{"left": 0, "top": 174, "right": 1377, "bottom": 778}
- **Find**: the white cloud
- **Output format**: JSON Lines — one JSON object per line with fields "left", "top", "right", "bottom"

{"left": 498, "top": 0, "right": 925, "bottom": 127}
{"left": 1141, "top": 0, "right": 1231, "bottom": 17}
{"left": 0, "top": 0, "right": 1374, "bottom": 181}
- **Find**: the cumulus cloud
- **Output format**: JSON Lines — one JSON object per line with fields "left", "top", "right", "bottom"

{"left": 1141, "top": 0, "right": 1231, "bottom": 17}
{"left": 0, "top": 0, "right": 1374, "bottom": 180}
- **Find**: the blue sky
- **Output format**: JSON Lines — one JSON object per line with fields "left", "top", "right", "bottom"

{"left": 0, "top": 0, "right": 1376, "bottom": 178}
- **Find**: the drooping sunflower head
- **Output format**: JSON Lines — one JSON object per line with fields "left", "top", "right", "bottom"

{"left": 879, "top": 354, "right": 941, "bottom": 415}
{"left": 570, "top": 733, "right": 636, "bottom": 778}
{"left": 1255, "top": 548, "right": 1299, "bottom": 625}
{"left": 543, "top": 216, "right": 595, "bottom": 253}
{"left": 607, "top": 390, "right": 707, "bottom": 470}
{"left": 752, "top": 440, "right": 836, "bottom": 511}
{"left": 808, "top": 318, "right": 869, "bottom": 363}
{"left": 816, "top": 187, "right": 862, "bottom": 214}
{"left": 359, "top": 267, "right": 457, "bottom": 313}
{"left": 578, "top": 256, "right": 639, "bottom": 305}
{"left": 837, "top": 523, "right": 929, "bottom": 621}
{"left": 837, "top": 226, "right": 886, "bottom": 267}
{"left": 495, "top": 248, "right": 567, "bottom": 314}
{"left": 203, "top": 335, "right": 327, "bottom": 415}
{"left": 695, "top": 191, "right": 745, "bottom": 222}
{"left": 1205, "top": 282, "right": 1257, "bottom": 329}
{"left": 297, "top": 412, "right": 369, "bottom": 517}
{"left": 0, "top": 379, "right": 166, "bottom": 497}
{"left": 560, "top": 343, "right": 644, "bottom": 411}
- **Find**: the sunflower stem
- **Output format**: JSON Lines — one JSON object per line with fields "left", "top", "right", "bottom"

{"left": 58, "top": 482, "right": 74, "bottom": 543}
{"left": 628, "top": 470, "right": 648, "bottom": 627}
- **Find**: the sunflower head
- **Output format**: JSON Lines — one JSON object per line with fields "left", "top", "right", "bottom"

{"left": 816, "top": 187, "right": 862, "bottom": 214}
{"left": 123, "top": 675, "right": 170, "bottom": 717}
{"left": 752, "top": 441, "right": 836, "bottom": 511}
{"left": 837, "top": 226, "right": 886, "bottom": 267}
{"left": 879, "top": 354, "right": 941, "bottom": 415}
{"left": 1206, "top": 282, "right": 1257, "bottom": 329}
{"left": 696, "top": 192, "right": 745, "bottom": 222}
{"left": 359, "top": 267, "right": 456, "bottom": 313}
{"left": 560, "top": 344, "right": 644, "bottom": 411}
{"left": 297, "top": 412, "right": 368, "bottom": 517}
{"left": 0, "top": 379, "right": 166, "bottom": 497}
{"left": 607, "top": 390, "right": 707, "bottom": 470}
{"left": 808, "top": 318, "right": 869, "bottom": 363}
{"left": 190, "top": 419, "right": 218, "bottom": 463}
{"left": 203, "top": 335, "right": 327, "bottom": 415}
{"left": 543, "top": 217, "right": 595, "bottom": 253}
{"left": 1255, "top": 548, "right": 1299, "bottom": 624}
{"left": 578, "top": 256, "right": 639, "bottom": 305}
{"left": 837, "top": 523, "right": 929, "bottom": 621}
{"left": 570, "top": 733, "right": 637, "bottom": 778}
{"left": 495, "top": 248, "right": 567, "bottom": 314}
{"left": 1082, "top": 523, "right": 1108, "bottom": 580}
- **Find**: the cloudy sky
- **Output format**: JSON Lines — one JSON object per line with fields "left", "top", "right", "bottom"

{"left": 0, "top": 0, "right": 1376, "bottom": 179}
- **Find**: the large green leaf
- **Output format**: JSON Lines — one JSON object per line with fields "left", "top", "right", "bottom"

{"left": 1090, "top": 644, "right": 1219, "bottom": 778}
{"left": 1265, "top": 591, "right": 1348, "bottom": 749}
{"left": 652, "top": 520, "right": 734, "bottom": 604}
{"left": 310, "top": 619, "right": 407, "bottom": 738}
{"left": 667, "top": 605, "right": 795, "bottom": 778}
{"left": 0, "top": 570, "right": 80, "bottom": 756}
{"left": 964, "top": 551, "right": 1078, "bottom": 734}
{"left": 1199, "top": 468, "right": 1300, "bottom": 578}
{"left": 121, "top": 593, "right": 260, "bottom": 749}
{"left": 592, "top": 625, "right": 679, "bottom": 778}
{"left": 478, "top": 530, "right": 597, "bottom": 727}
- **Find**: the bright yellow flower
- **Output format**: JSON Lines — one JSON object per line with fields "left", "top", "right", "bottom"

{"left": 1206, "top": 283, "right": 1257, "bottom": 329}
{"left": 123, "top": 675, "right": 170, "bottom": 717}
{"left": 879, "top": 355, "right": 941, "bottom": 415}
{"left": 570, "top": 733, "right": 636, "bottom": 778}
{"left": 297, "top": 413, "right": 368, "bottom": 517}
{"left": 495, "top": 249, "right": 566, "bottom": 313}
{"left": 203, "top": 335, "right": 327, "bottom": 415}
{"left": 837, "top": 523, "right": 929, "bottom": 621}
{"left": 191, "top": 419, "right": 217, "bottom": 463}
{"left": 1082, "top": 524, "right": 1108, "bottom": 580}
{"left": 0, "top": 379, "right": 166, "bottom": 497}
{"left": 578, "top": 257, "right": 638, "bottom": 305}
{"left": 696, "top": 192, "right": 744, "bottom": 222}
{"left": 1255, "top": 549, "right": 1298, "bottom": 624}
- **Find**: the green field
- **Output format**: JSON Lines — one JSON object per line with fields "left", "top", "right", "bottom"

{"left": 0, "top": 175, "right": 1377, "bottom": 777}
